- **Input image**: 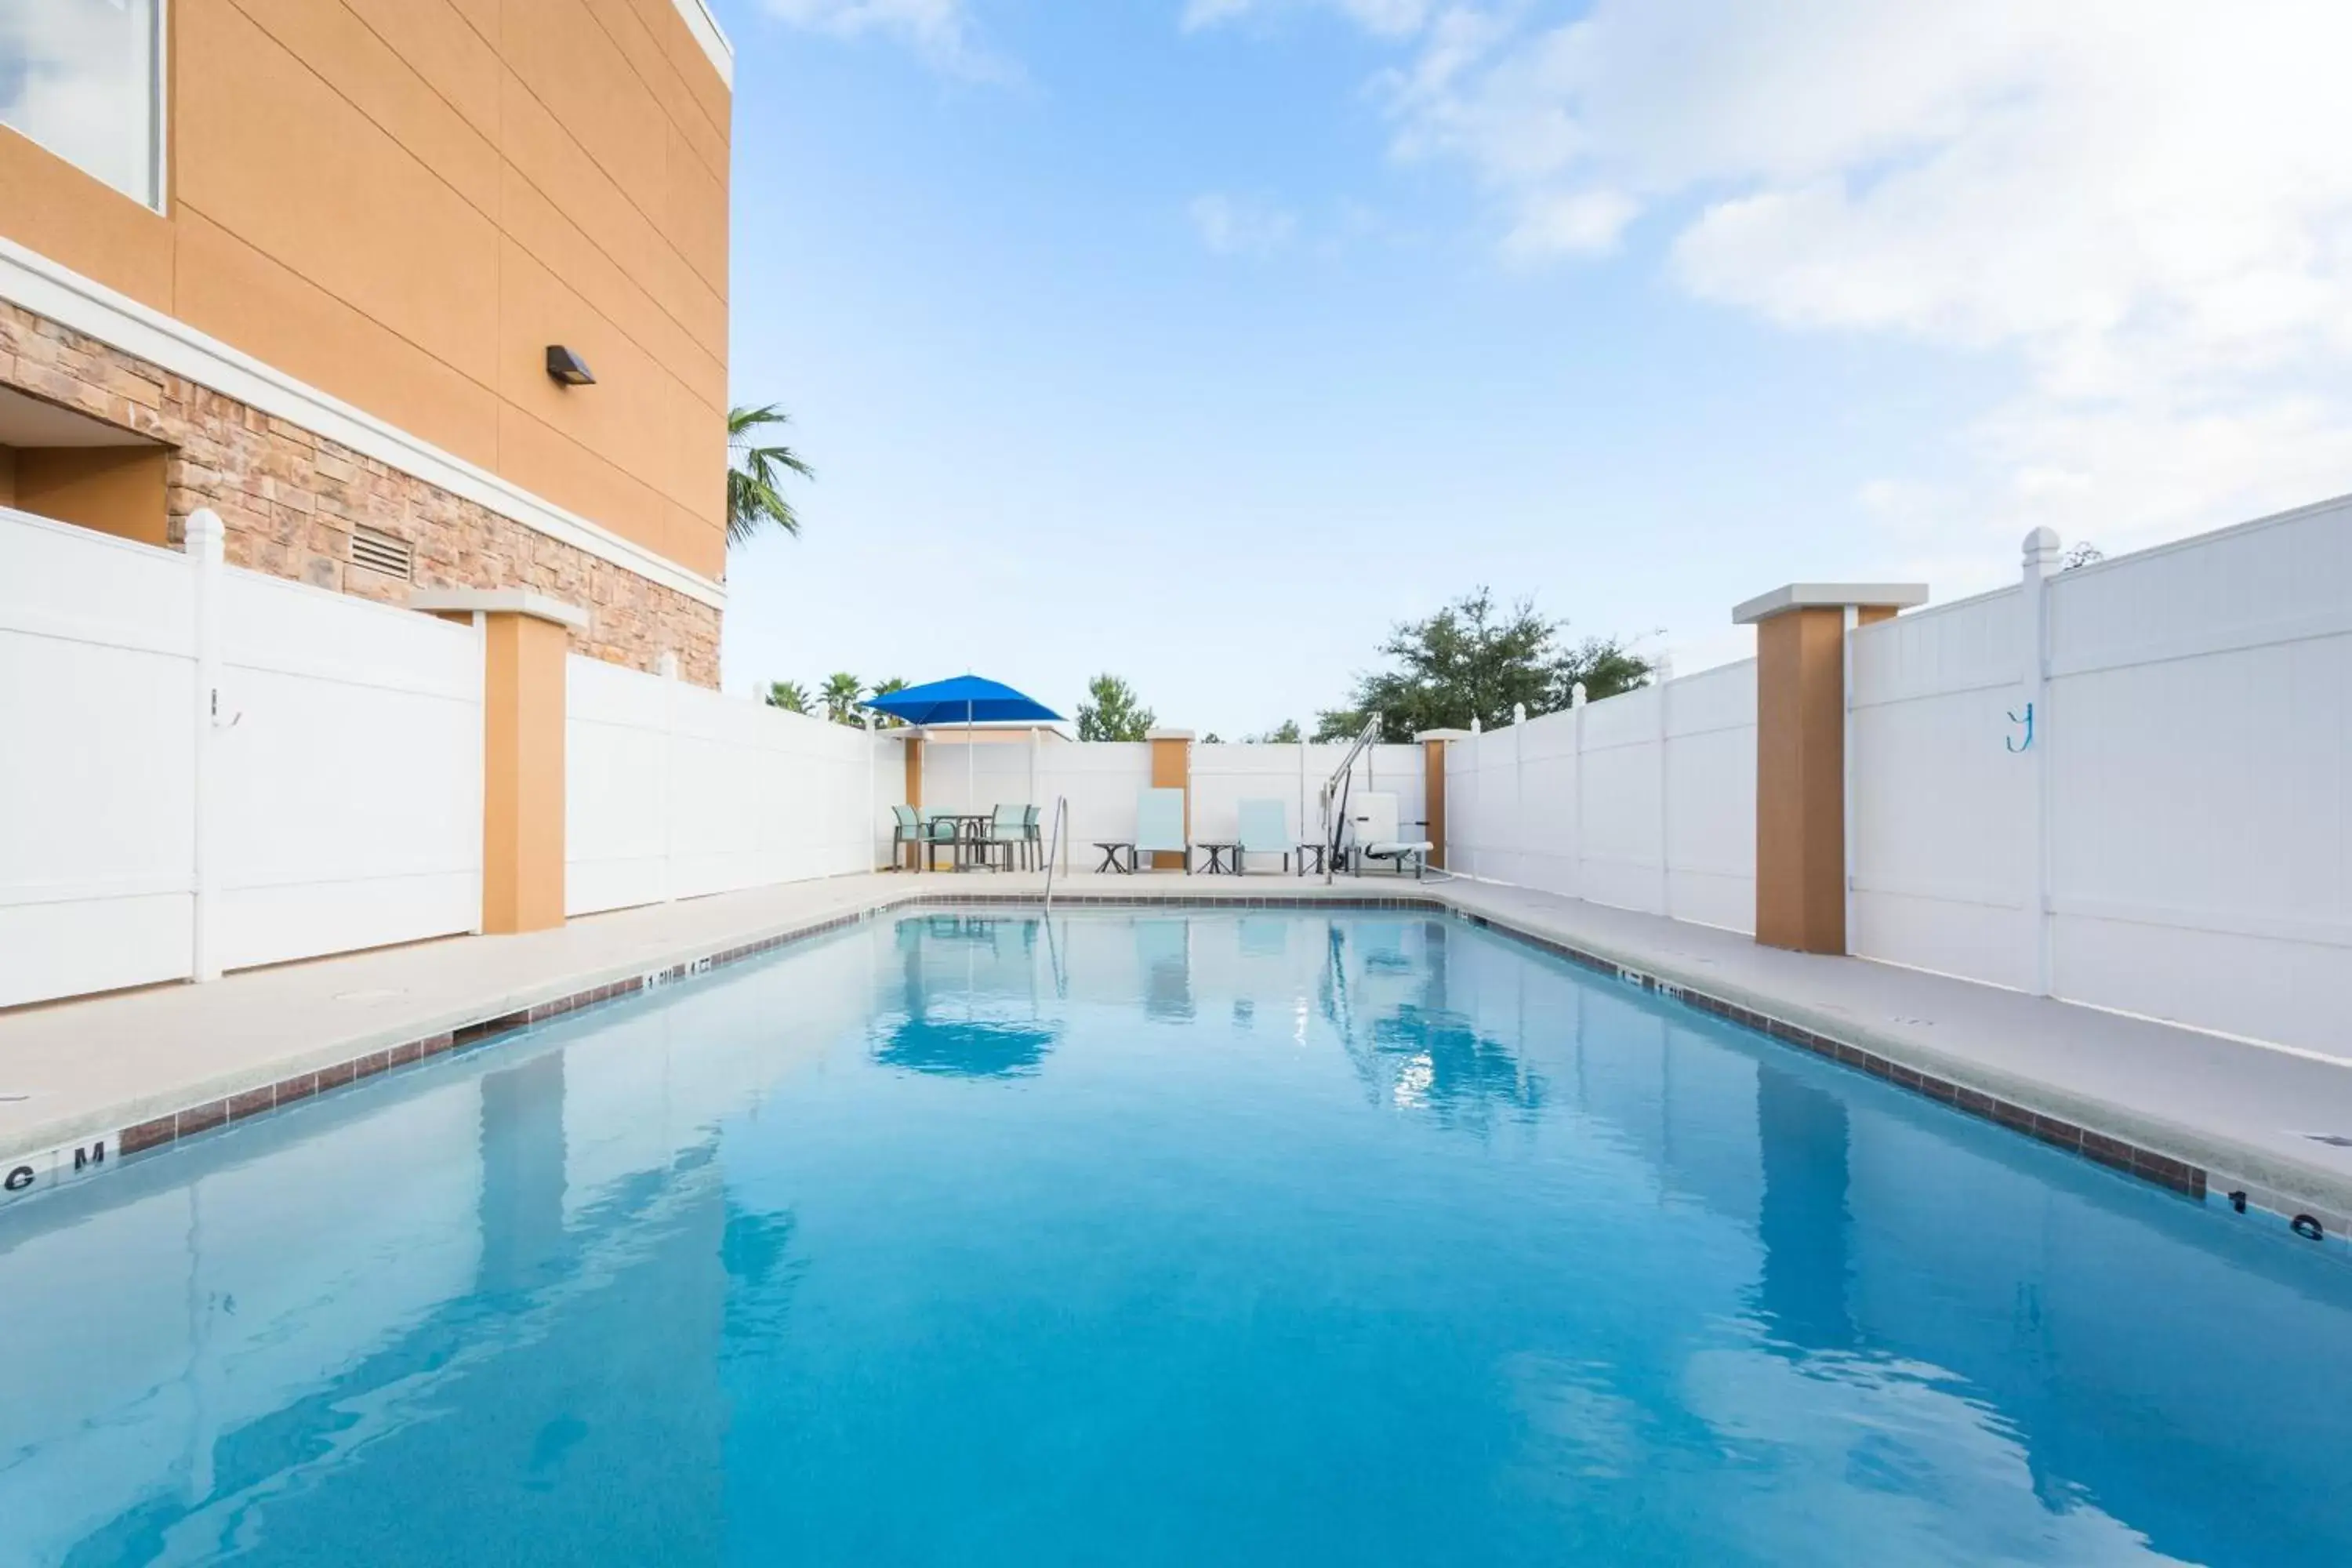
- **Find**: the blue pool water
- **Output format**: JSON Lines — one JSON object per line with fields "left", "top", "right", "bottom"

{"left": 4, "top": 909, "right": 2350, "bottom": 1566}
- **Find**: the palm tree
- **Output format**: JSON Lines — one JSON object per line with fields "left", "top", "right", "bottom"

{"left": 869, "top": 677, "right": 910, "bottom": 728}
{"left": 764, "top": 679, "right": 810, "bottom": 713}
{"left": 728, "top": 405, "right": 815, "bottom": 546}
{"left": 822, "top": 671, "right": 864, "bottom": 726}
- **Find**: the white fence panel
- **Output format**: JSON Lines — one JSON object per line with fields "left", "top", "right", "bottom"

{"left": 2044, "top": 498, "right": 2352, "bottom": 1053}
{"left": 1580, "top": 684, "right": 1666, "bottom": 916}
{"left": 570, "top": 658, "right": 899, "bottom": 914}
{"left": 1190, "top": 743, "right": 1308, "bottom": 848}
{"left": 0, "top": 510, "right": 197, "bottom": 1005}
{"left": 567, "top": 656, "right": 672, "bottom": 916}
{"left": 916, "top": 740, "right": 1425, "bottom": 870}
{"left": 1664, "top": 660, "right": 1757, "bottom": 932}
{"left": 1849, "top": 590, "right": 2034, "bottom": 990}
{"left": 212, "top": 572, "right": 481, "bottom": 970}
{"left": 1512, "top": 710, "right": 1580, "bottom": 894}
{"left": 0, "top": 506, "right": 481, "bottom": 1004}
{"left": 1443, "top": 663, "right": 1755, "bottom": 932}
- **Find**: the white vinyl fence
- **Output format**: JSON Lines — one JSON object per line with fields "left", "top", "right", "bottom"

{"left": 566, "top": 657, "right": 905, "bottom": 916}
{"left": 1446, "top": 662, "right": 1759, "bottom": 933}
{"left": 1444, "top": 495, "right": 2352, "bottom": 1058}
{"left": 918, "top": 738, "right": 1425, "bottom": 869}
{"left": 1, "top": 506, "right": 481, "bottom": 1008}
{"left": 1850, "top": 496, "right": 2352, "bottom": 1054}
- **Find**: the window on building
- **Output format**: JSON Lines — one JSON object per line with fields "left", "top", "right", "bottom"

{"left": 0, "top": 0, "right": 165, "bottom": 209}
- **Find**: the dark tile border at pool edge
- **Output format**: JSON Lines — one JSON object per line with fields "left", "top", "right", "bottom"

{"left": 1448, "top": 908, "right": 2212, "bottom": 1204}
{"left": 36, "top": 889, "right": 2342, "bottom": 1249}
{"left": 85, "top": 898, "right": 1443, "bottom": 1171}
{"left": 96, "top": 910, "right": 878, "bottom": 1170}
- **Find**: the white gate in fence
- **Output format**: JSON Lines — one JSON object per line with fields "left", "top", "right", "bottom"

{"left": 0, "top": 506, "right": 481, "bottom": 1008}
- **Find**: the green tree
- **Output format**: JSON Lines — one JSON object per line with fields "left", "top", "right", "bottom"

{"left": 763, "top": 679, "right": 810, "bottom": 714}
{"left": 867, "top": 676, "right": 910, "bottom": 728}
{"left": 822, "top": 671, "right": 865, "bottom": 726}
{"left": 1314, "top": 588, "right": 1651, "bottom": 742}
{"left": 727, "top": 405, "right": 815, "bottom": 546}
{"left": 1076, "top": 673, "right": 1155, "bottom": 742}
{"left": 1254, "top": 720, "right": 1302, "bottom": 744}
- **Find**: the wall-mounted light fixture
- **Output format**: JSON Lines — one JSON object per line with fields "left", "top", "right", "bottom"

{"left": 545, "top": 346, "right": 596, "bottom": 387}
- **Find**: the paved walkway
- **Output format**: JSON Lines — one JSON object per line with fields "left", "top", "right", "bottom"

{"left": 5, "top": 869, "right": 2349, "bottom": 1229}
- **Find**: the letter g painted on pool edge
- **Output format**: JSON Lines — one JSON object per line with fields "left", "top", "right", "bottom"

{"left": 3, "top": 1163, "right": 34, "bottom": 1193}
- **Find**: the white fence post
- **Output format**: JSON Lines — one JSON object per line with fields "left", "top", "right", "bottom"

{"left": 2020, "top": 527, "right": 2060, "bottom": 996}
{"left": 1842, "top": 607, "right": 1859, "bottom": 955}
{"left": 1468, "top": 717, "right": 1482, "bottom": 878}
{"left": 187, "top": 508, "right": 224, "bottom": 983}
{"left": 1654, "top": 654, "right": 1673, "bottom": 916}
{"left": 1512, "top": 702, "right": 1526, "bottom": 884}
{"left": 1570, "top": 682, "right": 1588, "bottom": 900}
{"left": 658, "top": 650, "right": 680, "bottom": 904}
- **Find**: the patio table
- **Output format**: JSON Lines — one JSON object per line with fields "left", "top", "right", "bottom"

{"left": 1093, "top": 841, "right": 1138, "bottom": 873}
{"left": 945, "top": 813, "right": 995, "bottom": 870}
{"left": 1294, "top": 842, "right": 1328, "bottom": 876}
{"left": 1196, "top": 841, "right": 1243, "bottom": 875}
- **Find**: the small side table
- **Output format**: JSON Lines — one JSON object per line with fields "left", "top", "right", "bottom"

{"left": 1294, "top": 842, "right": 1328, "bottom": 876}
{"left": 1093, "top": 841, "right": 1138, "bottom": 873}
{"left": 1196, "top": 841, "right": 1243, "bottom": 875}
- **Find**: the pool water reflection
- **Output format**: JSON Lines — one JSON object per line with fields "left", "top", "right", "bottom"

{"left": 2, "top": 910, "right": 2347, "bottom": 1566}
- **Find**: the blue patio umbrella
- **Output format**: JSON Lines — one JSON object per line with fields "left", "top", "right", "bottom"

{"left": 865, "top": 675, "right": 1064, "bottom": 821}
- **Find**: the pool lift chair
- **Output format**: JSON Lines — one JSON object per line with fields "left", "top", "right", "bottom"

{"left": 1316, "top": 714, "right": 1434, "bottom": 881}
{"left": 1348, "top": 791, "right": 1432, "bottom": 880}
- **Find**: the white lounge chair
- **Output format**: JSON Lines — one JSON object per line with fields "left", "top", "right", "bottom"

{"left": 1348, "top": 791, "right": 1432, "bottom": 879}
{"left": 1098, "top": 787, "right": 1192, "bottom": 873}
{"left": 1236, "top": 798, "right": 1291, "bottom": 873}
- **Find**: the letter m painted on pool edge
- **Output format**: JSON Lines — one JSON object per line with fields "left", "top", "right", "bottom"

{"left": 73, "top": 1139, "right": 107, "bottom": 1174}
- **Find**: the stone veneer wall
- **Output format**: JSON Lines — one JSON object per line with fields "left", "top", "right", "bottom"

{"left": 0, "top": 303, "right": 720, "bottom": 685}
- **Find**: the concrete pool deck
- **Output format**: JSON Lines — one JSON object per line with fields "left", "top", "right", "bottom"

{"left": 4, "top": 869, "right": 2349, "bottom": 1241}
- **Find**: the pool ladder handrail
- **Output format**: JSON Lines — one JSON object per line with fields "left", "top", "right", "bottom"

{"left": 1041, "top": 795, "right": 1069, "bottom": 911}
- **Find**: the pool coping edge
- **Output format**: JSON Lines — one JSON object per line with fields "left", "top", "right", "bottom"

{"left": 4, "top": 885, "right": 2346, "bottom": 1254}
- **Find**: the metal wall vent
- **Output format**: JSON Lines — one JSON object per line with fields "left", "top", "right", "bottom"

{"left": 350, "top": 524, "right": 415, "bottom": 580}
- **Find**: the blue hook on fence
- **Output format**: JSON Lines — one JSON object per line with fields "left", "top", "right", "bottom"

{"left": 2004, "top": 702, "right": 2034, "bottom": 753}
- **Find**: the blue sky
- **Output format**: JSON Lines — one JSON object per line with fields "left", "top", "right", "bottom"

{"left": 710, "top": 0, "right": 2352, "bottom": 732}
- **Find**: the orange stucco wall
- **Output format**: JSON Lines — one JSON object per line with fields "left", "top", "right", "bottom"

{"left": 481, "top": 610, "right": 570, "bottom": 934}
{"left": 1148, "top": 735, "right": 1190, "bottom": 870}
{"left": 0, "top": 0, "right": 730, "bottom": 582}
{"left": 9, "top": 446, "right": 172, "bottom": 546}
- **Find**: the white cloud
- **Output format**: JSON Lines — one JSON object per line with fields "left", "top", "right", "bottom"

{"left": 1286, "top": 0, "right": 2352, "bottom": 562}
{"left": 1189, "top": 192, "right": 1301, "bottom": 256}
{"left": 1182, "top": 0, "right": 1435, "bottom": 39}
{"left": 1501, "top": 187, "right": 1635, "bottom": 260}
{"left": 763, "top": 0, "right": 1011, "bottom": 79}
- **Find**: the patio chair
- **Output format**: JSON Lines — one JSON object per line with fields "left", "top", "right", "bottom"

{"left": 1236, "top": 798, "right": 1291, "bottom": 873}
{"left": 1022, "top": 804, "right": 1043, "bottom": 870}
{"left": 1348, "top": 791, "right": 1432, "bottom": 880}
{"left": 980, "top": 803, "right": 1029, "bottom": 871}
{"left": 907, "top": 806, "right": 961, "bottom": 871}
{"left": 1136, "top": 786, "right": 1192, "bottom": 873}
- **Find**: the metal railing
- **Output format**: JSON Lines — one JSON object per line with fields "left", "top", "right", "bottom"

{"left": 1041, "top": 795, "right": 1069, "bottom": 911}
{"left": 1319, "top": 713, "right": 1380, "bottom": 884}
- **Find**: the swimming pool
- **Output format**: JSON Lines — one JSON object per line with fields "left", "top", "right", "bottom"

{"left": 3, "top": 908, "right": 2347, "bottom": 1566}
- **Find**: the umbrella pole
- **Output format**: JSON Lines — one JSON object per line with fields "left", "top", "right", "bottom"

{"left": 967, "top": 699, "right": 976, "bottom": 865}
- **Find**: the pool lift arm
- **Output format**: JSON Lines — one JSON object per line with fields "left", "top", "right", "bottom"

{"left": 1319, "top": 714, "right": 1380, "bottom": 886}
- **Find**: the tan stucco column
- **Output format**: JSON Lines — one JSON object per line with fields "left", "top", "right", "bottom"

{"left": 1147, "top": 729, "right": 1193, "bottom": 869}
{"left": 1415, "top": 729, "right": 1472, "bottom": 870}
{"left": 1734, "top": 583, "right": 1926, "bottom": 954}
{"left": 414, "top": 590, "right": 586, "bottom": 935}
{"left": 903, "top": 735, "right": 925, "bottom": 869}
